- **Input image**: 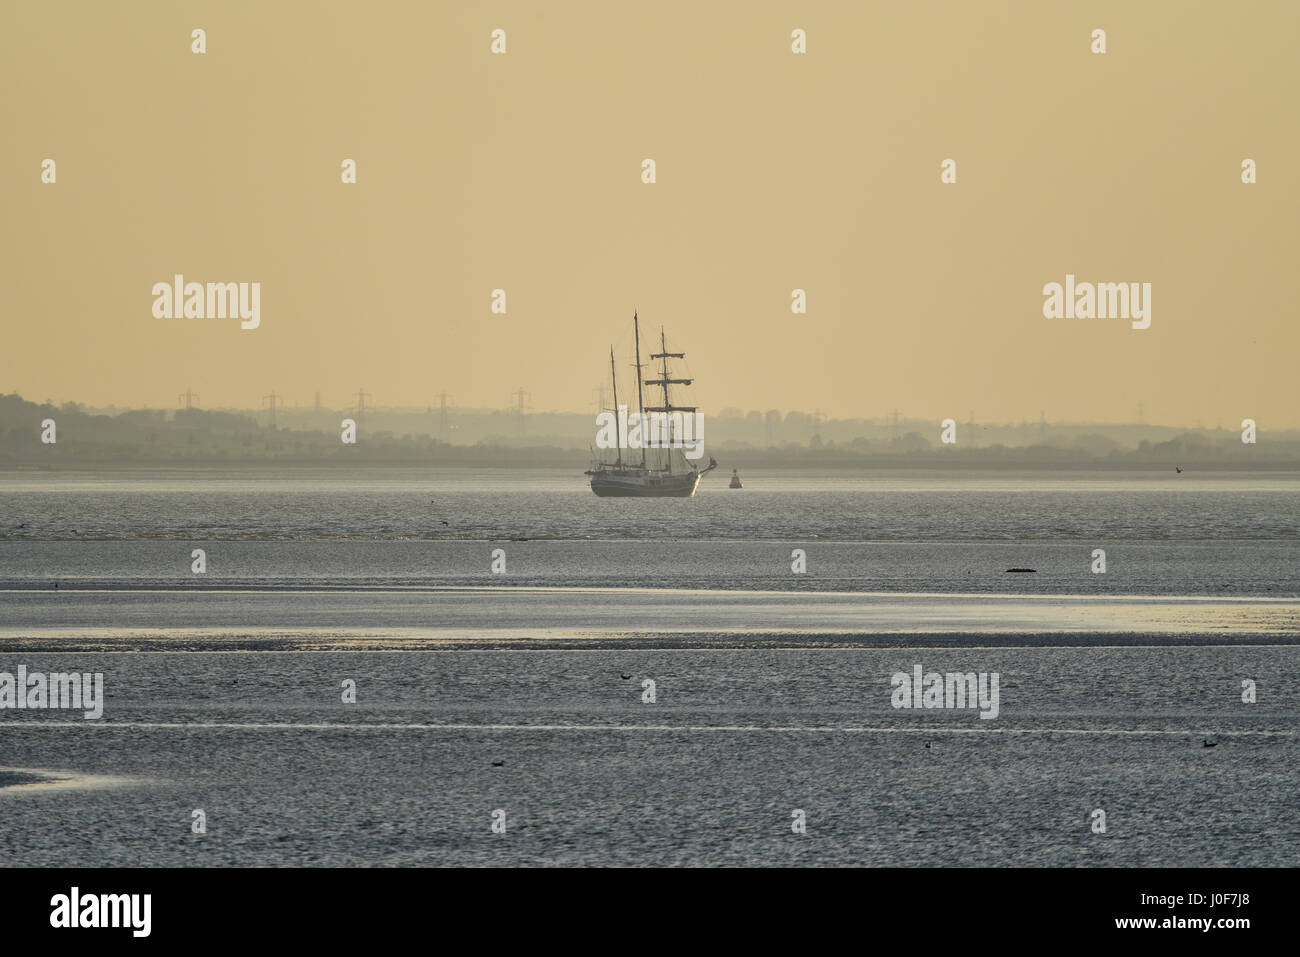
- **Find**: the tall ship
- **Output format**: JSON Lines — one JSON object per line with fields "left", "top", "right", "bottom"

{"left": 586, "top": 312, "right": 717, "bottom": 497}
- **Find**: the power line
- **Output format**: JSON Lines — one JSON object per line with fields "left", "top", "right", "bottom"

{"left": 262, "top": 390, "right": 279, "bottom": 428}
{"left": 511, "top": 388, "right": 531, "bottom": 436}
{"left": 435, "top": 392, "right": 453, "bottom": 437}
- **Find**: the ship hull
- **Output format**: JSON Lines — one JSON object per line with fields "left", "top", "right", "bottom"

{"left": 589, "top": 471, "right": 701, "bottom": 497}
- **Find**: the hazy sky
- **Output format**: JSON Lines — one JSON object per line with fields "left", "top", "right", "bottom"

{"left": 2, "top": 1, "right": 1296, "bottom": 427}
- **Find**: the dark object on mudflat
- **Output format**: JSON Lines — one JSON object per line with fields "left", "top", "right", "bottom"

{"left": 1005, "top": 568, "right": 1037, "bottom": 573}
{"left": 1203, "top": 737, "right": 1218, "bottom": 748}
{"left": 620, "top": 673, "right": 632, "bottom": 680}
{"left": 491, "top": 760, "right": 505, "bottom": 767}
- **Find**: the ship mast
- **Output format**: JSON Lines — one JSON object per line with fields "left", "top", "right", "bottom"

{"left": 609, "top": 346, "right": 622, "bottom": 469}
{"left": 633, "top": 311, "right": 647, "bottom": 468}
{"left": 647, "top": 325, "right": 695, "bottom": 474}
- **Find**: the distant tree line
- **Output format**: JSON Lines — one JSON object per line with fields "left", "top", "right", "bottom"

{"left": 2, "top": 394, "right": 1297, "bottom": 470}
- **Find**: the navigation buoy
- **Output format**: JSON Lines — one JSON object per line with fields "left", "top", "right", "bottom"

{"left": 729, "top": 469, "right": 743, "bottom": 489}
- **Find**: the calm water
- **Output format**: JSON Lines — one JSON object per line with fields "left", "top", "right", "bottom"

{"left": 1, "top": 469, "right": 1298, "bottom": 595}
{"left": 1, "top": 469, "right": 1297, "bottom": 866}
{"left": 2, "top": 468, "right": 1297, "bottom": 543}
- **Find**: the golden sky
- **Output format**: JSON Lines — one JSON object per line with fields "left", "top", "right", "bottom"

{"left": 2, "top": 1, "right": 1296, "bottom": 427}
